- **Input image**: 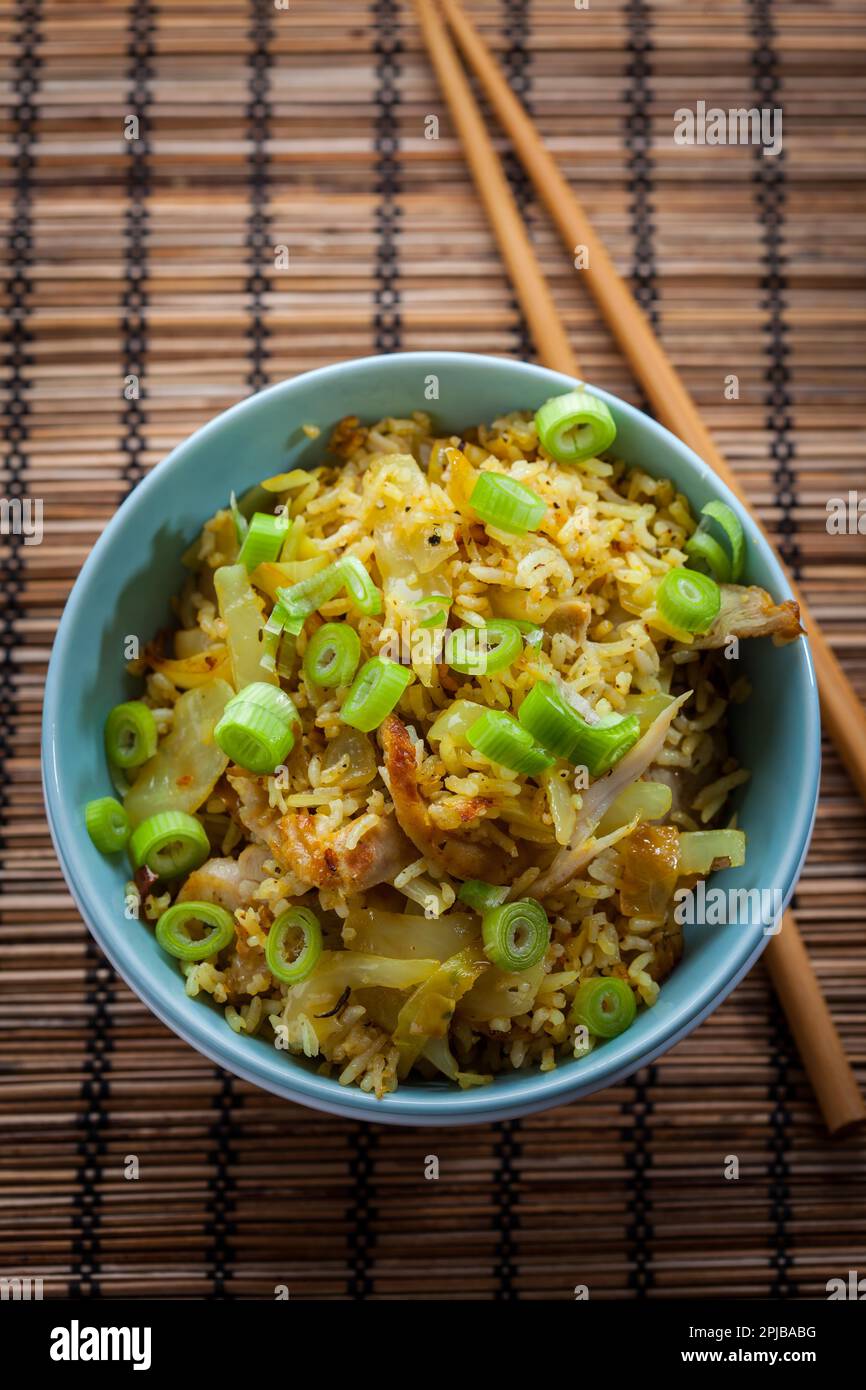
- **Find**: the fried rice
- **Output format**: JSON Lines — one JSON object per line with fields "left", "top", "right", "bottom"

{"left": 109, "top": 403, "right": 801, "bottom": 1097}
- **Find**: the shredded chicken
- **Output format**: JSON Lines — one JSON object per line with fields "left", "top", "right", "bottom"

{"left": 228, "top": 767, "right": 414, "bottom": 893}
{"left": 178, "top": 842, "right": 271, "bottom": 913}
{"left": 685, "top": 583, "right": 801, "bottom": 650}
{"left": 379, "top": 714, "right": 512, "bottom": 882}
{"left": 530, "top": 693, "right": 690, "bottom": 899}
{"left": 546, "top": 598, "right": 591, "bottom": 645}
{"left": 277, "top": 811, "right": 414, "bottom": 893}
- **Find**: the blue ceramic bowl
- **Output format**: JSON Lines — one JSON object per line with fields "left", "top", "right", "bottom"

{"left": 43, "top": 353, "right": 820, "bottom": 1126}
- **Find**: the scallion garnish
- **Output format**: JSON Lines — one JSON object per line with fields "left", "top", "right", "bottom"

{"left": 466, "top": 709, "right": 554, "bottom": 776}
{"left": 84, "top": 796, "right": 131, "bottom": 854}
{"left": 469, "top": 472, "right": 546, "bottom": 534}
{"left": 155, "top": 901, "right": 236, "bottom": 961}
{"left": 457, "top": 880, "right": 509, "bottom": 913}
{"left": 303, "top": 622, "right": 361, "bottom": 688}
{"left": 684, "top": 527, "right": 731, "bottom": 582}
{"left": 517, "top": 680, "right": 640, "bottom": 775}
{"left": 214, "top": 681, "right": 299, "bottom": 774}
{"left": 570, "top": 977, "right": 637, "bottom": 1038}
{"left": 337, "top": 555, "right": 383, "bottom": 616}
{"left": 534, "top": 388, "right": 617, "bottom": 464}
{"left": 266, "top": 906, "right": 323, "bottom": 985}
{"left": 341, "top": 657, "right": 413, "bottom": 732}
{"left": 482, "top": 899, "right": 550, "bottom": 973}
{"left": 448, "top": 619, "right": 523, "bottom": 676}
{"left": 237, "top": 511, "right": 288, "bottom": 572}
{"left": 700, "top": 500, "right": 745, "bottom": 582}
{"left": 104, "top": 701, "right": 157, "bottom": 770}
{"left": 656, "top": 566, "right": 721, "bottom": 634}
{"left": 128, "top": 809, "right": 210, "bottom": 880}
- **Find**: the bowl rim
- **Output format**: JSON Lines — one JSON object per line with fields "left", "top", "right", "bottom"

{"left": 42, "top": 351, "right": 821, "bottom": 1126}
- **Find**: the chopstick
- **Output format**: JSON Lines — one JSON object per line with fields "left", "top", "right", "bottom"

{"left": 414, "top": 0, "right": 866, "bottom": 1136}
{"left": 439, "top": 0, "right": 866, "bottom": 812}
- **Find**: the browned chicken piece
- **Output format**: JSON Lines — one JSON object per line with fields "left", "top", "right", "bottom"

{"left": 278, "top": 811, "right": 414, "bottom": 893}
{"left": 686, "top": 584, "right": 802, "bottom": 650}
{"left": 226, "top": 769, "right": 283, "bottom": 859}
{"left": 227, "top": 767, "right": 415, "bottom": 894}
{"left": 379, "top": 714, "right": 513, "bottom": 883}
{"left": 546, "top": 598, "right": 591, "bottom": 645}
{"left": 177, "top": 842, "right": 271, "bottom": 913}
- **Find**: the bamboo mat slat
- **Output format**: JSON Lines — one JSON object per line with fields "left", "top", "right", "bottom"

{"left": 0, "top": 0, "right": 864, "bottom": 1301}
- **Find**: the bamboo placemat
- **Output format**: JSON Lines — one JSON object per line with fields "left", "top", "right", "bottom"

{"left": 1, "top": 0, "right": 864, "bottom": 1300}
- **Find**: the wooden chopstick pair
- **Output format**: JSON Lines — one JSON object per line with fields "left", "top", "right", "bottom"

{"left": 414, "top": 0, "right": 866, "bottom": 1136}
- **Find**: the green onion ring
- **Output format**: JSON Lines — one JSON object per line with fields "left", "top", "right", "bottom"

{"left": 85, "top": 796, "right": 131, "bottom": 854}
{"left": 266, "top": 906, "right": 323, "bottom": 985}
{"left": 534, "top": 388, "right": 617, "bottom": 465}
{"left": 128, "top": 810, "right": 210, "bottom": 880}
{"left": 303, "top": 622, "right": 361, "bottom": 688}
{"left": 155, "top": 901, "right": 236, "bottom": 961}
{"left": 104, "top": 701, "right": 158, "bottom": 769}
{"left": 469, "top": 472, "right": 546, "bottom": 535}
{"left": 447, "top": 619, "right": 523, "bottom": 676}
{"left": 570, "top": 976, "right": 637, "bottom": 1038}
{"left": 656, "top": 566, "right": 721, "bottom": 634}
{"left": 482, "top": 899, "right": 550, "bottom": 973}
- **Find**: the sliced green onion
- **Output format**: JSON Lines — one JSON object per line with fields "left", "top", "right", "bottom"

{"left": 303, "top": 622, "right": 361, "bottom": 688}
{"left": 684, "top": 527, "right": 731, "bottom": 582}
{"left": 517, "top": 681, "right": 584, "bottom": 761}
{"left": 418, "top": 609, "right": 448, "bottom": 629}
{"left": 570, "top": 976, "right": 637, "bottom": 1038}
{"left": 341, "top": 657, "right": 413, "bottom": 733}
{"left": 104, "top": 701, "right": 158, "bottom": 769}
{"left": 260, "top": 603, "right": 298, "bottom": 675}
{"left": 517, "top": 680, "right": 639, "bottom": 774}
{"left": 567, "top": 713, "right": 641, "bottom": 777}
{"left": 229, "top": 490, "right": 248, "bottom": 545}
{"left": 657, "top": 566, "right": 721, "bottom": 634}
{"left": 129, "top": 809, "right": 210, "bottom": 879}
{"left": 457, "top": 880, "right": 509, "bottom": 913}
{"left": 237, "top": 511, "right": 287, "bottom": 572}
{"left": 214, "top": 681, "right": 299, "bottom": 773}
{"left": 482, "top": 899, "right": 550, "bottom": 972}
{"left": 535, "top": 388, "right": 617, "bottom": 465}
{"left": 469, "top": 472, "right": 546, "bottom": 534}
{"left": 277, "top": 562, "right": 346, "bottom": 623}
{"left": 700, "top": 500, "right": 745, "bottom": 582}
{"left": 266, "top": 906, "right": 323, "bottom": 985}
{"left": 510, "top": 618, "right": 543, "bottom": 647}
{"left": 466, "top": 710, "right": 554, "bottom": 776}
{"left": 338, "top": 555, "right": 383, "bottom": 616}
{"left": 447, "top": 619, "right": 523, "bottom": 676}
{"left": 155, "top": 901, "right": 235, "bottom": 961}
{"left": 85, "top": 796, "right": 130, "bottom": 854}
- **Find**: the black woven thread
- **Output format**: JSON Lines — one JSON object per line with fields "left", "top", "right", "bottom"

{"left": 622, "top": 0, "right": 658, "bottom": 1298}
{"left": 120, "top": 0, "right": 153, "bottom": 493}
{"left": 624, "top": 0, "right": 660, "bottom": 336}
{"left": 205, "top": 1072, "right": 240, "bottom": 1298}
{"left": 748, "top": 0, "right": 800, "bottom": 577}
{"left": 371, "top": 0, "right": 402, "bottom": 352}
{"left": 501, "top": 0, "right": 535, "bottom": 361}
{"left": 492, "top": 1119, "right": 521, "bottom": 1299}
{"left": 766, "top": 987, "right": 799, "bottom": 1296}
{"left": 246, "top": 0, "right": 273, "bottom": 392}
{"left": 748, "top": 0, "right": 799, "bottom": 1298}
{"left": 346, "top": 1124, "right": 379, "bottom": 1298}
